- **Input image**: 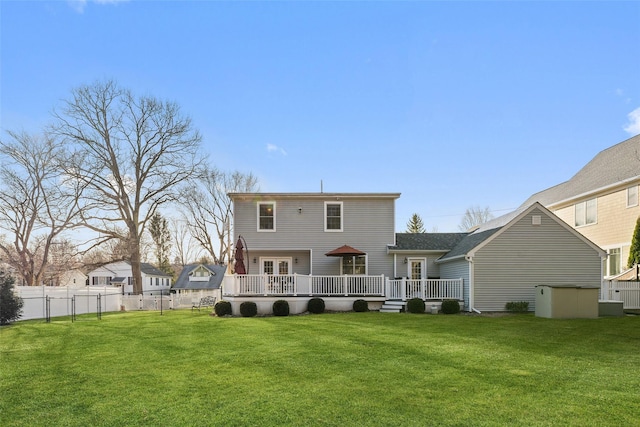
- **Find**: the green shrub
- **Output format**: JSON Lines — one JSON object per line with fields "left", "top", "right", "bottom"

{"left": 0, "top": 273, "right": 23, "bottom": 325}
{"left": 353, "top": 299, "right": 369, "bottom": 312}
{"left": 406, "top": 298, "right": 425, "bottom": 314}
{"left": 307, "top": 298, "right": 325, "bottom": 314}
{"left": 272, "top": 300, "right": 290, "bottom": 316}
{"left": 441, "top": 299, "right": 460, "bottom": 314}
{"left": 214, "top": 300, "right": 232, "bottom": 316}
{"left": 505, "top": 301, "right": 530, "bottom": 312}
{"left": 240, "top": 301, "right": 257, "bottom": 317}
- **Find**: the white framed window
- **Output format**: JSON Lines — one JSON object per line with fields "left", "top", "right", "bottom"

{"left": 575, "top": 198, "right": 597, "bottom": 227}
{"left": 627, "top": 186, "right": 638, "bottom": 208}
{"left": 324, "top": 201, "right": 343, "bottom": 232}
{"left": 603, "top": 247, "right": 622, "bottom": 277}
{"left": 257, "top": 202, "right": 276, "bottom": 231}
{"left": 341, "top": 255, "right": 366, "bottom": 275}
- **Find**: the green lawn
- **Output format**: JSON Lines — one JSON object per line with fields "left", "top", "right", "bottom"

{"left": 1, "top": 311, "right": 639, "bottom": 426}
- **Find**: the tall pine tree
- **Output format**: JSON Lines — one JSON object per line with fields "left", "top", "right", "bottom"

{"left": 406, "top": 213, "right": 426, "bottom": 233}
{"left": 149, "top": 213, "right": 172, "bottom": 275}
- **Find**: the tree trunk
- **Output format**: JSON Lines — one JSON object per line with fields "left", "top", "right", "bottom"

{"left": 129, "top": 235, "right": 143, "bottom": 295}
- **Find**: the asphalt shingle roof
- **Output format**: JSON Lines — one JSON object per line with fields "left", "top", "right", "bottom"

{"left": 389, "top": 233, "right": 469, "bottom": 251}
{"left": 437, "top": 228, "right": 502, "bottom": 262}
{"left": 172, "top": 264, "right": 226, "bottom": 290}
{"left": 521, "top": 134, "right": 640, "bottom": 208}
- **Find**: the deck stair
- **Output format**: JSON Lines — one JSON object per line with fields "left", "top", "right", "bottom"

{"left": 379, "top": 300, "right": 405, "bottom": 313}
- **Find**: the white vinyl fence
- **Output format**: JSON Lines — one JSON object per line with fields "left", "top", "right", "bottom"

{"left": 602, "top": 281, "right": 640, "bottom": 309}
{"left": 14, "top": 286, "right": 221, "bottom": 321}
{"left": 16, "top": 286, "right": 121, "bottom": 321}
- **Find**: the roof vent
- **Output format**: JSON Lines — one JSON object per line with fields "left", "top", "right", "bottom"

{"left": 532, "top": 215, "right": 542, "bottom": 226}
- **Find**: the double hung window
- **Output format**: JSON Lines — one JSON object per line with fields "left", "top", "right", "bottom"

{"left": 575, "top": 198, "right": 597, "bottom": 227}
{"left": 258, "top": 202, "right": 275, "bottom": 231}
{"left": 325, "top": 202, "right": 343, "bottom": 232}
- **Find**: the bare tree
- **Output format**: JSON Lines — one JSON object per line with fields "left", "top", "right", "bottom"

{"left": 459, "top": 206, "right": 494, "bottom": 232}
{"left": 181, "top": 168, "right": 258, "bottom": 264}
{"left": 51, "top": 80, "right": 202, "bottom": 294}
{"left": 169, "top": 218, "right": 202, "bottom": 267}
{"left": 0, "top": 131, "right": 82, "bottom": 286}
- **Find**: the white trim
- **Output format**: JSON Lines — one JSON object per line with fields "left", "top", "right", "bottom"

{"left": 467, "top": 256, "right": 475, "bottom": 312}
{"left": 257, "top": 201, "right": 276, "bottom": 232}
{"left": 324, "top": 201, "right": 343, "bottom": 232}
{"left": 546, "top": 175, "right": 640, "bottom": 209}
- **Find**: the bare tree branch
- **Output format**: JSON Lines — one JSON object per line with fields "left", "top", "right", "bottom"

{"left": 0, "top": 131, "right": 83, "bottom": 285}
{"left": 181, "top": 168, "right": 258, "bottom": 264}
{"left": 50, "top": 80, "right": 203, "bottom": 294}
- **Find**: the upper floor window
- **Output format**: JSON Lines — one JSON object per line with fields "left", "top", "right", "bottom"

{"left": 325, "top": 201, "right": 343, "bottom": 232}
{"left": 575, "top": 198, "right": 597, "bottom": 227}
{"left": 627, "top": 186, "right": 638, "bottom": 208}
{"left": 258, "top": 202, "right": 275, "bottom": 231}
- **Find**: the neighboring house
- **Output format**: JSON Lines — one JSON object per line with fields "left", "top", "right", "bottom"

{"left": 87, "top": 260, "right": 172, "bottom": 295}
{"left": 57, "top": 268, "right": 88, "bottom": 288}
{"left": 172, "top": 264, "right": 225, "bottom": 300}
{"left": 520, "top": 134, "right": 640, "bottom": 278}
{"left": 435, "top": 202, "right": 605, "bottom": 312}
{"left": 229, "top": 192, "right": 400, "bottom": 278}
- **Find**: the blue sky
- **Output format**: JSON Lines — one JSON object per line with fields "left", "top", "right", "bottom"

{"left": 2, "top": 1, "right": 639, "bottom": 232}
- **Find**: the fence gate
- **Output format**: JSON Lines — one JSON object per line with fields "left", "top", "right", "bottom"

{"left": 604, "top": 281, "right": 640, "bottom": 309}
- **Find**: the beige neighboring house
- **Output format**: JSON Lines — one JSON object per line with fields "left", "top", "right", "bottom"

{"left": 58, "top": 268, "right": 88, "bottom": 288}
{"left": 521, "top": 134, "right": 640, "bottom": 279}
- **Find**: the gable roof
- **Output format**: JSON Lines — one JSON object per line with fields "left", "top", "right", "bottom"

{"left": 436, "top": 228, "right": 502, "bottom": 262}
{"left": 388, "top": 233, "right": 468, "bottom": 252}
{"left": 521, "top": 134, "right": 640, "bottom": 208}
{"left": 172, "top": 264, "right": 226, "bottom": 290}
{"left": 140, "top": 262, "right": 173, "bottom": 277}
{"left": 88, "top": 260, "right": 172, "bottom": 277}
{"left": 437, "top": 202, "right": 606, "bottom": 263}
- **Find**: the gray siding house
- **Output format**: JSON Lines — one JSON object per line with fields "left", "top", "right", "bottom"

{"left": 229, "top": 192, "right": 399, "bottom": 278}
{"left": 227, "top": 192, "right": 604, "bottom": 313}
{"left": 436, "top": 203, "right": 605, "bottom": 312}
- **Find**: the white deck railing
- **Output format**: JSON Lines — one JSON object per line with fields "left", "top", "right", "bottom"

{"left": 223, "top": 274, "right": 386, "bottom": 297}
{"left": 385, "top": 278, "right": 464, "bottom": 301}
{"left": 223, "top": 275, "right": 462, "bottom": 300}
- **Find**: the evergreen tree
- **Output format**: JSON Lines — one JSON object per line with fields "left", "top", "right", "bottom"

{"left": 406, "top": 213, "right": 426, "bottom": 233}
{"left": 628, "top": 216, "right": 640, "bottom": 269}
{"left": 0, "top": 272, "right": 23, "bottom": 325}
{"left": 149, "top": 213, "right": 172, "bottom": 275}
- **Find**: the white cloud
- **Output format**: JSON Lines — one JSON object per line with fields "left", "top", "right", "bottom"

{"left": 266, "top": 144, "right": 287, "bottom": 156}
{"left": 623, "top": 107, "right": 640, "bottom": 136}
{"left": 68, "top": 0, "right": 128, "bottom": 13}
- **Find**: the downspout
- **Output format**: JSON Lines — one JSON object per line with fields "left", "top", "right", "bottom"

{"left": 466, "top": 255, "right": 475, "bottom": 312}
